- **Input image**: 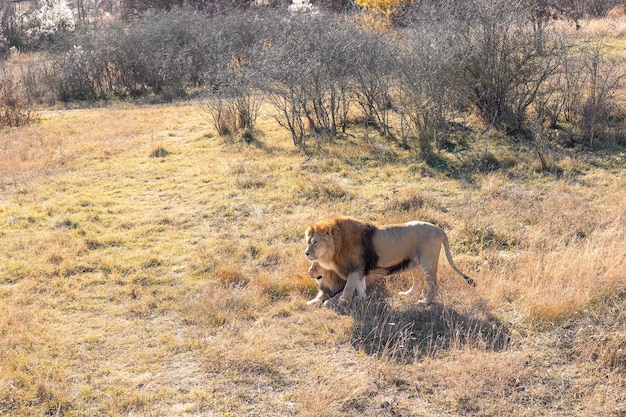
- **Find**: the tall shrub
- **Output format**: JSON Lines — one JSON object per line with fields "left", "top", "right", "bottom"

{"left": 258, "top": 12, "right": 364, "bottom": 147}
{"left": 397, "top": 21, "right": 466, "bottom": 156}
{"left": 0, "top": 75, "right": 34, "bottom": 127}
{"left": 456, "top": 0, "right": 563, "bottom": 134}
{"left": 201, "top": 12, "right": 268, "bottom": 139}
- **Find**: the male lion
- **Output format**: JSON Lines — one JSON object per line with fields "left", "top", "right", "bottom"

{"left": 304, "top": 217, "right": 475, "bottom": 305}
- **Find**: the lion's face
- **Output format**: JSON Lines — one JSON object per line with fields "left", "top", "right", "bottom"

{"left": 304, "top": 230, "right": 334, "bottom": 263}
{"left": 307, "top": 261, "right": 346, "bottom": 301}
{"left": 307, "top": 261, "right": 324, "bottom": 282}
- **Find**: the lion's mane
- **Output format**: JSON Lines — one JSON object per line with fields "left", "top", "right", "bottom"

{"left": 305, "top": 217, "right": 378, "bottom": 279}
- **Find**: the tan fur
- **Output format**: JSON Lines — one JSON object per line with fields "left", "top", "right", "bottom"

{"left": 305, "top": 217, "right": 475, "bottom": 305}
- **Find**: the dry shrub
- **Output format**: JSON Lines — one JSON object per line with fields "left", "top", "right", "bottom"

{"left": 581, "top": 17, "right": 626, "bottom": 37}
{"left": 217, "top": 107, "right": 235, "bottom": 136}
{"left": 386, "top": 188, "right": 426, "bottom": 213}
{"left": 294, "top": 175, "right": 352, "bottom": 202}
{"left": 216, "top": 265, "right": 249, "bottom": 286}
{"left": 0, "top": 77, "right": 35, "bottom": 127}
{"left": 457, "top": 221, "right": 517, "bottom": 254}
{"left": 149, "top": 146, "right": 169, "bottom": 158}
{"left": 607, "top": 5, "right": 626, "bottom": 18}
{"left": 252, "top": 268, "right": 315, "bottom": 301}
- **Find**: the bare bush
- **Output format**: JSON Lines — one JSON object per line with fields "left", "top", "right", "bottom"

{"left": 6, "top": 3, "right": 626, "bottom": 152}
{"left": 200, "top": 12, "right": 265, "bottom": 140}
{"left": 582, "top": 0, "right": 624, "bottom": 16}
{"left": 455, "top": 0, "right": 565, "bottom": 134}
{"left": 202, "top": 82, "right": 261, "bottom": 140}
{"left": 531, "top": 48, "right": 583, "bottom": 129}
{"left": 0, "top": 73, "right": 35, "bottom": 127}
{"left": 258, "top": 12, "right": 363, "bottom": 148}
{"left": 578, "top": 41, "right": 625, "bottom": 147}
{"left": 50, "top": 44, "right": 99, "bottom": 101}
{"left": 347, "top": 30, "right": 397, "bottom": 139}
{"left": 534, "top": 38, "right": 626, "bottom": 148}
{"left": 397, "top": 21, "right": 466, "bottom": 156}
{"left": 47, "top": 9, "right": 214, "bottom": 102}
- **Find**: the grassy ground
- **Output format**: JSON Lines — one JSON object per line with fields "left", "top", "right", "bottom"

{"left": 0, "top": 100, "right": 625, "bottom": 416}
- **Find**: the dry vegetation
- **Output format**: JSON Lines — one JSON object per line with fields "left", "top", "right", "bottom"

{"left": 0, "top": 95, "right": 625, "bottom": 415}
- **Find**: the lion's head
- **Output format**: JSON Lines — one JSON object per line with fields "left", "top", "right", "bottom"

{"left": 304, "top": 221, "right": 337, "bottom": 265}
{"left": 307, "top": 260, "right": 324, "bottom": 280}
{"left": 305, "top": 217, "right": 378, "bottom": 281}
{"left": 306, "top": 261, "right": 347, "bottom": 306}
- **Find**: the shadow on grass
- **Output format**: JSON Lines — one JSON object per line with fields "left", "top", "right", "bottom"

{"left": 340, "top": 292, "right": 510, "bottom": 363}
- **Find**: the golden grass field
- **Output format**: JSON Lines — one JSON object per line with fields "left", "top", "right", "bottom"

{"left": 0, "top": 97, "right": 624, "bottom": 416}
{"left": 1, "top": 15, "right": 626, "bottom": 413}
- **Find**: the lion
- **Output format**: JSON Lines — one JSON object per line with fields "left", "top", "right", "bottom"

{"left": 307, "top": 260, "right": 423, "bottom": 307}
{"left": 305, "top": 217, "right": 475, "bottom": 305}
{"left": 306, "top": 261, "right": 380, "bottom": 307}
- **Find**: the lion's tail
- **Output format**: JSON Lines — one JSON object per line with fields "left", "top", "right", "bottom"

{"left": 442, "top": 233, "right": 476, "bottom": 287}
{"left": 398, "top": 281, "right": 416, "bottom": 296}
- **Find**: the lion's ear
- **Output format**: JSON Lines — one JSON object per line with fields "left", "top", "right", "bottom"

{"left": 325, "top": 226, "right": 338, "bottom": 244}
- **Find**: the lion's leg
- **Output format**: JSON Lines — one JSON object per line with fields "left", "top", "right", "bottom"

{"left": 399, "top": 272, "right": 418, "bottom": 296}
{"left": 323, "top": 291, "right": 343, "bottom": 307}
{"left": 398, "top": 260, "right": 420, "bottom": 296}
{"left": 418, "top": 265, "right": 438, "bottom": 305}
{"left": 307, "top": 290, "right": 326, "bottom": 306}
{"left": 340, "top": 271, "right": 364, "bottom": 304}
{"left": 355, "top": 275, "right": 367, "bottom": 299}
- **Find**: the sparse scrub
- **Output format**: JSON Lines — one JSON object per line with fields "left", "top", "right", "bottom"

{"left": 350, "top": 29, "right": 397, "bottom": 139}
{"left": 397, "top": 21, "right": 465, "bottom": 156}
{"left": 7, "top": 4, "right": 626, "bottom": 152}
{"left": 200, "top": 12, "right": 265, "bottom": 140}
{"left": 454, "top": 1, "right": 566, "bottom": 134}
{"left": 0, "top": 75, "right": 35, "bottom": 127}
{"left": 149, "top": 146, "right": 169, "bottom": 158}
{"left": 578, "top": 40, "right": 625, "bottom": 147}
{"left": 258, "top": 12, "right": 362, "bottom": 147}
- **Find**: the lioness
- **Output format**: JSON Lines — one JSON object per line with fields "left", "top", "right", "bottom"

{"left": 306, "top": 261, "right": 380, "bottom": 307}
{"left": 305, "top": 217, "right": 475, "bottom": 305}
{"left": 307, "top": 260, "right": 422, "bottom": 307}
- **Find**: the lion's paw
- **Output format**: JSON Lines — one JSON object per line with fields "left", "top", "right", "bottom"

{"left": 307, "top": 298, "right": 323, "bottom": 307}
{"left": 416, "top": 298, "right": 432, "bottom": 306}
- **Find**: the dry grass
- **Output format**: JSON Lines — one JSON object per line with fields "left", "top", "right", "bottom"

{"left": 1, "top": 74, "right": 625, "bottom": 416}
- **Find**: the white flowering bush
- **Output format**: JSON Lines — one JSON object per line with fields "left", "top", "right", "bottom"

{"left": 29, "top": 0, "right": 75, "bottom": 43}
